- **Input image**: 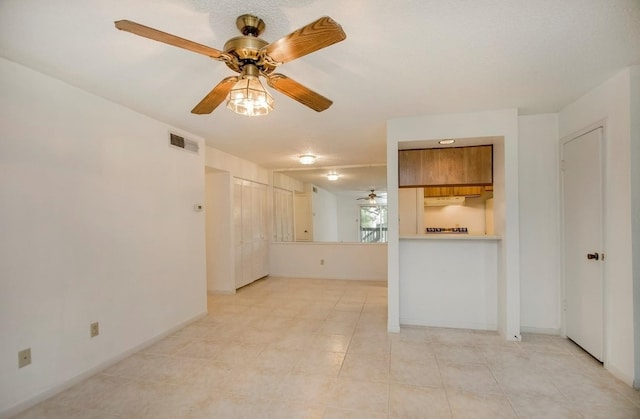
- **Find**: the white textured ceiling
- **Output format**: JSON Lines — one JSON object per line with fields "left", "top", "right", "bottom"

{"left": 1, "top": 0, "right": 639, "bottom": 175}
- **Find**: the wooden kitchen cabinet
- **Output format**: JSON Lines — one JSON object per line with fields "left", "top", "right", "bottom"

{"left": 398, "top": 149, "right": 423, "bottom": 186}
{"left": 436, "top": 147, "right": 466, "bottom": 185}
{"left": 463, "top": 145, "right": 493, "bottom": 184}
{"left": 398, "top": 145, "right": 493, "bottom": 187}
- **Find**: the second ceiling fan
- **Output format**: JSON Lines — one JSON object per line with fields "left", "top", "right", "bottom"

{"left": 357, "top": 190, "right": 386, "bottom": 204}
{"left": 114, "top": 14, "right": 346, "bottom": 116}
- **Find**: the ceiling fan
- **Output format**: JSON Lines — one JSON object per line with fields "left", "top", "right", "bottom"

{"left": 114, "top": 14, "right": 346, "bottom": 116}
{"left": 357, "top": 190, "right": 385, "bottom": 204}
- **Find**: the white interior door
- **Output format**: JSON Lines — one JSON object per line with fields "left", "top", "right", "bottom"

{"left": 240, "top": 180, "right": 254, "bottom": 288}
{"left": 273, "top": 188, "right": 294, "bottom": 242}
{"left": 252, "top": 182, "right": 269, "bottom": 279}
{"left": 233, "top": 178, "right": 244, "bottom": 288}
{"left": 294, "top": 193, "right": 312, "bottom": 241}
{"left": 562, "top": 127, "right": 604, "bottom": 361}
{"left": 233, "top": 179, "right": 270, "bottom": 289}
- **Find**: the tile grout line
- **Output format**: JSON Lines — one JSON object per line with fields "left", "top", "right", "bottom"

{"left": 484, "top": 351, "right": 522, "bottom": 419}
{"left": 432, "top": 340, "right": 456, "bottom": 419}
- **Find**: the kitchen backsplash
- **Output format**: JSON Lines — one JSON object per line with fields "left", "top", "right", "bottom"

{"left": 423, "top": 195, "right": 492, "bottom": 235}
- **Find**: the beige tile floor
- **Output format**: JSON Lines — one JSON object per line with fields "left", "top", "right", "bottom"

{"left": 13, "top": 277, "right": 640, "bottom": 418}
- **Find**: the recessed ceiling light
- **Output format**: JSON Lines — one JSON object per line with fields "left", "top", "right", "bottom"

{"left": 439, "top": 139, "right": 455, "bottom": 145}
{"left": 327, "top": 172, "right": 339, "bottom": 181}
{"left": 299, "top": 154, "right": 316, "bottom": 165}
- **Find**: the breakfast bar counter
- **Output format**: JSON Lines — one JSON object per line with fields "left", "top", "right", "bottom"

{"left": 401, "top": 234, "right": 501, "bottom": 240}
{"left": 399, "top": 235, "right": 500, "bottom": 330}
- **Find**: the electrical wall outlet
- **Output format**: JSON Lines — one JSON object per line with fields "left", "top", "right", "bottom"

{"left": 90, "top": 322, "right": 100, "bottom": 338}
{"left": 18, "top": 348, "right": 31, "bottom": 368}
{"left": 320, "top": 259, "right": 325, "bottom": 265}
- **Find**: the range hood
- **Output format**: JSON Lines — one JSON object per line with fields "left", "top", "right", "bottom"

{"left": 424, "top": 196, "right": 466, "bottom": 207}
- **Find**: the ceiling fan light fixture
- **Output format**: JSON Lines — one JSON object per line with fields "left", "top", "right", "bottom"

{"left": 357, "top": 189, "right": 381, "bottom": 204}
{"left": 226, "top": 65, "right": 274, "bottom": 116}
{"left": 299, "top": 154, "right": 317, "bottom": 165}
{"left": 115, "top": 16, "right": 346, "bottom": 115}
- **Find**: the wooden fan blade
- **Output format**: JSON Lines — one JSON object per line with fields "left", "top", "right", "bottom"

{"left": 266, "top": 74, "right": 332, "bottom": 112}
{"left": 191, "top": 76, "right": 238, "bottom": 114}
{"left": 114, "top": 20, "right": 230, "bottom": 61}
{"left": 263, "top": 16, "right": 346, "bottom": 64}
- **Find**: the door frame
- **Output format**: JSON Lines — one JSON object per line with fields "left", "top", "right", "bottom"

{"left": 559, "top": 120, "right": 607, "bottom": 361}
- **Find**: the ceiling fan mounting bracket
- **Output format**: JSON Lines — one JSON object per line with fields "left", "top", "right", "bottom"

{"left": 236, "top": 14, "right": 265, "bottom": 37}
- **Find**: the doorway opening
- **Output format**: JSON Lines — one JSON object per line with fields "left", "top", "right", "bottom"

{"left": 359, "top": 205, "right": 388, "bottom": 243}
{"left": 561, "top": 124, "right": 605, "bottom": 362}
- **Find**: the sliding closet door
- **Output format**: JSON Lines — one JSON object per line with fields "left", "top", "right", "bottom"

{"left": 233, "top": 178, "right": 269, "bottom": 289}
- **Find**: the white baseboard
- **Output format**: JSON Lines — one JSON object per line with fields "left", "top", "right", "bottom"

{"left": 399, "top": 317, "right": 498, "bottom": 332}
{"left": 0, "top": 311, "right": 207, "bottom": 419}
{"left": 207, "top": 290, "right": 236, "bottom": 295}
{"left": 520, "top": 326, "right": 561, "bottom": 335}
{"left": 604, "top": 362, "right": 634, "bottom": 388}
{"left": 268, "top": 273, "right": 388, "bottom": 282}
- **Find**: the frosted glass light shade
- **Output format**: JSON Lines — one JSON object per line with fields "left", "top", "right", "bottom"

{"left": 226, "top": 75, "right": 274, "bottom": 116}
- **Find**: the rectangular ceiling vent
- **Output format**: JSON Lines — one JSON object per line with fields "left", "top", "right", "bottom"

{"left": 169, "top": 132, "right": 199, "bottom": 154}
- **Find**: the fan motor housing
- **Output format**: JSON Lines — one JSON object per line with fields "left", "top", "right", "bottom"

{"left": 223, "top": 36, "right": 275, "bottom": 74}
{"left": 224, "top": 36, "right": 266, "bottom": 61}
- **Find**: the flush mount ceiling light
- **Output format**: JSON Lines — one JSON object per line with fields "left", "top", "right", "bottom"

{"left": 299, "top": 154, "right": 317, "bottom": 165}
{"left": 226, "top": 64, "right": 274, "bottom": 116}
{"left": 327, "top": 172, "right": 340, "bottom": 181}
{"left": 439, "top": 139, "right": 455, "bottom": 145}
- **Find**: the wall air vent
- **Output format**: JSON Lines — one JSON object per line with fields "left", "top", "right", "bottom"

{"left": 169, "top": 132, "right": 199, "bottom": 154}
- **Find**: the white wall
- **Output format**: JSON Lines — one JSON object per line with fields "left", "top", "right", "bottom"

{"left": 270, "top": 243, "right": 387, "bottom": 280}
{"left": 559, "top": 67, "right": 636, "bottom": 385}
{"left": 336, "top": 195, "right": 360, "bottom": 242}
{"left": 273, "top": 171, "right": 304, "bottom": 193}
{"left": 518, "top": 114, "right": 561, "bottom": 333}
{"left": 387, "top": 109, "right": 520, "bottom": 338}
{"left": 0, "top": 58, "right": 207, "bottom": 416}
{"left": 203, "top": 146, "right": 271, "bottom": 295}
{"left": 205, "top": 146, "right": 269, "bottom": 185}
{"left": 631, "top": 66, "right": 640, "bottom": 388}
{"left": 310, "top": 185, "right": 338, "bottom": 242}
{"left": 205, "top": 168, "right": 234, "bottom": 293}
{"left": 399, "top": 239, "right": 498, "bottom": 330}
